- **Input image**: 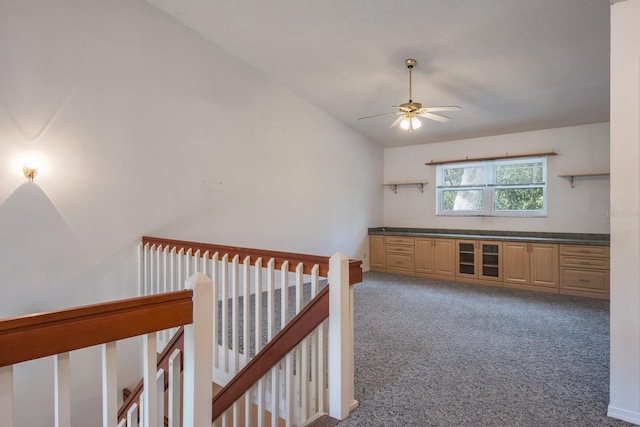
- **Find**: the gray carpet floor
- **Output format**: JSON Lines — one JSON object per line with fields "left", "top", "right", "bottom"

{"left": 337, "top": 271, "right": 633, "bottom": 427}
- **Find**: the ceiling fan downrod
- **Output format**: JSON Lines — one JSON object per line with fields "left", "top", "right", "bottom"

{"left": 405, "top": 58, "right": 417, "bottom": 103}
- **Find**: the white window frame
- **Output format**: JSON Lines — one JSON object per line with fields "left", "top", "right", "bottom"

{"left": 436, "top": 156, "right": 547, "bottom": 217}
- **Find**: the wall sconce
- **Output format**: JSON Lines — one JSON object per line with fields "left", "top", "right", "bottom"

{"left": 23, "top": 163, "right": 38, "bottom": 182}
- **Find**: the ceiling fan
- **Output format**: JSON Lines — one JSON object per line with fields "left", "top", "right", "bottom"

{"left": 358, "top": 58, "right": 461, "bottom": 132}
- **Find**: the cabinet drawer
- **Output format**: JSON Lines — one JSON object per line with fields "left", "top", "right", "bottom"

{"left": 560, "top": 245, "right": 609, "bottom": 258}
{"left": 385, "top": 236, "right": 414, "bottom": 245}
{"left": 386, "top": 244, "right": 414, "bottom": 254}
{"left": 386, "top": 253, "right": 414, "bottom": 271}
{"left": 561, "top": 268, "right": 609, "bottom": 293}
{"left": 560, "top": 256, "right": 609, "bottom": 270}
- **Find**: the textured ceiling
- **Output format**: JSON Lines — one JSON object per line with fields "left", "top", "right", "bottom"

{"left": 145, "top": 0, "right": 610, "bottom": 148}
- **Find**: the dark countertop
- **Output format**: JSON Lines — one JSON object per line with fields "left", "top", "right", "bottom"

{"left": 368, "top": 227, "right": 610, "bottom": 246}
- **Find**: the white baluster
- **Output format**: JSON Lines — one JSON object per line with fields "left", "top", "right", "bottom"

{"left": 182, "top": 273, "right": 214, "bottom": 427}
{"left": 143, "top": 243, "right": 151, "bottom": 296}
{"left": 139, "top": 394, "right": 144, "bottom": 427}
{"left": 254, "top": 258, "right": 265, "bottom": 427}
{"left": 231, "top": 254, "right": 240, "bottom": 374}
{"left": 231, "top": 254, "right": 241, "bottom": 423}
{"left": 211, "top": 253, "right": 220, "bottom": 373}
{"left": 168, "top": 350, "right": 181, "bottom": 427}
{"left": 102, "top": 342, "right": 117, "bottom": 427}
{"left": 202, "top": 250, "right": 210, "bottom": 276}
{"left": 194, "top": 249, "right": 201, "bottom": 273}
{"left": 143, "top": 333, "right": 158, "bottom": 427}
{"left": 242, "top": 256, "right": 252, "bottom": 427}
{"left": 267, "top": 259, "right": 275, "bottom": 341}
{"left": 267, "top": 259, "right": 278, "bottom": 425}
{"left": 185, "top": 249, "right": 193, "bottom": 279}
{"left": 310, "top": 265, "right": 320, "bottom": 414}
{"left": 127, "top": 402, "right": 138, "bottom": 427}
{"left": 281, "top": 261, "right": 289, "bottom": 329}
{"left": 54, "top": 352, "right": 71, "bottom": 427}
{"left": 285, "top": 352, "right": 293, "bottom": 427}
{"left": 295, "top": 263, "right": 305, "bottom": 423}
{"left": 221, "top": 254, "right": 229, "bottom": 372}
{"left": 243, "top": 256, "right": 251, "bottom": 363}
{"left": 156, "top": 369, "right": 164, "bottom": 426}
{"left": 138, "top": 243, "right": 144, "bottom": 296}
{"left": 177, "top": 248, "right": 184, "bottom": 290}
{"left": 163, "top": 245, "right": 169, "bottom": 294}
{"left": 0, "top": 365, "right": 14, "bottom": 427}
{"left": 170, "top": 247, "right": 177, "bottom": 292}
{"left": 155, "top": 245, "right": 161, "bottom": 295}
{"left": 280, "top": 262, "right": 290, "bottom": 425}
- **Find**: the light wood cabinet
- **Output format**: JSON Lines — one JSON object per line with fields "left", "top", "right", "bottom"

{"left": 559, "top": 245, "right": 609, "bottom": 299}
{"left": 369, "top": 235, "right": 385, "bottom": 271}
{"left": 455, "top": 240, "right": 503, "bottom": 284}
{"left": 368, "top": 232, "right": 608, "bottom": 300}
{"left": 415, "top": 238, "right": 455, "bottom": 278}
{"left": 503, "top": 242, "right": 558, "bottom": 292}
{"left": 385, "top": 236, "right": 414, "bottom": 274}
{"left": 456, "top": 240, "right": 477, "bottom": 279}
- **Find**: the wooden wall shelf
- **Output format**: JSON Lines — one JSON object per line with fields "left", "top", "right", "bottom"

{"left": 557, "top": 172, "right": 610, "bottom": 188}
{"left": 384, "top": 181, "right": 428, "bottom": 194}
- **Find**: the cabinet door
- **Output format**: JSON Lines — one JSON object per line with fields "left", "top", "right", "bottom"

{"left": 433, "top": 239, "right": 456, "bottom": 277}
{"left": 530, "top": 244, "right": 558, "bottom": 288}
{"left": 503, "top": 242, "right": 529, "bottom": 285}
{"left": 479, "top": 241, "right": 502, "bottom": 281}
{"left": 369, "top": 235, "right": 386, "bottom": 270}
{"left": 414, "top": 238, "right": 435, "bottom": 274}
{"left": 456, "top": 240, "right": 477, "bottom": 278}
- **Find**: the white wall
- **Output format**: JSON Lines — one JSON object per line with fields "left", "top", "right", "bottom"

{"left": 0, "top": 0, "right": 382, "bottom": 425}
{"left": 609, "top": 0, "right": 640, "bottom": 424}
{"left": 383, "top": 123, "right": 610, "bottom": 233}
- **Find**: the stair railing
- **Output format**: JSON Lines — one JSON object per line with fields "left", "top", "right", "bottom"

{"left": 0, "top": 288, "right": 199, "bottom": 427}
{"left": 139, "top": 237, "right": 361, "bottom": 425}
{"left": 1, "top": 238, "right": 361, "bottom": 427}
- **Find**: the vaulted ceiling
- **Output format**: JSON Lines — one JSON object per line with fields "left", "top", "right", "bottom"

{"left": 145, "top": 0, "right": 610, "bottom": 148}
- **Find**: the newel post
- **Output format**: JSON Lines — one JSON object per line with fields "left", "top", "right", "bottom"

{"left": 182, "top": 273, "right": 213, "bottom": 426}
{"left": 328, "top": 253, "right": 356, "bottom": 419}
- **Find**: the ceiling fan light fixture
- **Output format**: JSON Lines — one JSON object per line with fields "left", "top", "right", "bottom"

{"left": 400, "top": 115, "right": 422, "bottom": 131}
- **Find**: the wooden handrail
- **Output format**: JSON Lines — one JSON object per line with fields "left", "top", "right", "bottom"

{"left": 212, "top": 284, "right": 330, "bottom": 421}
{"left": 117, "top": 327, "right": 185, "bottom": 422}
{"left": 142, "top": 236, "right": 363, "bottom": 285}
{"left": 0, "top": 290, "right": 193, "bottom": 367}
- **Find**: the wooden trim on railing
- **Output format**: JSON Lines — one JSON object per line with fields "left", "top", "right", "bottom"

{"left": 212, "top": 285, "right": 330, "bottom": 421}
{"left": 0, "top": 290, "right": 193, "bottom": 367}
{"left": 142, "top": 236, "right": 363, "bottom": 285}
{"left": 117, "top": 327, "right": 185, "bottom": 422}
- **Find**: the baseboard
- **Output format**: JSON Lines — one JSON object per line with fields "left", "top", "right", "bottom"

{"left": 608, "top": 404, "right": 640, "bottom": 425}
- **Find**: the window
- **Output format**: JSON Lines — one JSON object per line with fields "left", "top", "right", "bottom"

{"left": 436, "top": 157, "right": 547, "bottom": 216}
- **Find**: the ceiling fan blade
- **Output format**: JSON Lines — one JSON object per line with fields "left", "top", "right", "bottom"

{"left": 389, "top": 115, "right": 405, "bottom": 128}
{"left": 424, "top": 106, "right": 462, "bottom": 113}
{"left": 417, "top": 112, "right": 451, "bottom": 123}
{"left": 358, "top": 111, "right": 400, "bottom": 120}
